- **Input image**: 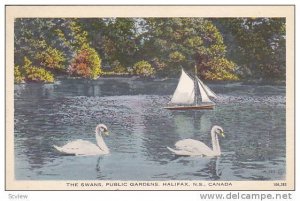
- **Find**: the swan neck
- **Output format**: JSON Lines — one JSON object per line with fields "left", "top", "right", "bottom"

{"left": 211, "top": 128, "right": 221, "bottom": 155}
{"left": 95, "top": 132, "right": 109, "bottom": 153}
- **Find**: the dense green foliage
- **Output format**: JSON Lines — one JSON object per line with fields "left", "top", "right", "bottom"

{"left": 133, "top": 60, "right": 155, "bottom": 77}
{"left": 21, "top": 57, "right": 54, "bottom": 83}
{"left": 141, "top": 18, "right": 239, "bottom": 80}
{"left": 14, "top": 65, "right": 25, "bottom": 83}
{"left": 212, "top": 18, "right": 286, "bottom": 80}
{"left": 68, "top": 45, "right": 102, "bottom": 79}
{"left": 35, "top": 46, "right": 66, "bottom": 70}
{"left": 14, "top": 17, "right": 285, "bottom": 83}
{"left": 25, "top": 66, "right": 55, "bottom": 83}
{"left": 110, "top": 61, "right": 128, "bottom": 74}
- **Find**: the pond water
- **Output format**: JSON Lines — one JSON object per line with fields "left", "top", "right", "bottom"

{"left": 14, "top": 78, "right": 286, "bottom": 181}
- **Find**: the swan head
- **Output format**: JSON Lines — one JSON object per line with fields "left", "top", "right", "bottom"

{"left": 212, "top": 125, "right": 225, "bottom": 138}
{"left": 95, "top": 124, "right": 109, "bottom": 136}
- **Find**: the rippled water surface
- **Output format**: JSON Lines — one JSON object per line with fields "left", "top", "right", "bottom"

{"left": 14, "top": 78, "right": 286, "bottom": 180}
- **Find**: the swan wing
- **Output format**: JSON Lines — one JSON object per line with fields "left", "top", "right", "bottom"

{"left": 167, "top": 146, "right": 196, "bottom": 156}
{"left": 174, "top": 139, "right": 214, "bottom": 156}
{"left": 54, "top": 140, "right": 102, "bottom": 155}
{"left": 61, "top": 140, "right": 94, "bottom": 149}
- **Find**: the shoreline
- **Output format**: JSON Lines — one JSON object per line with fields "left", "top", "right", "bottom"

{"left": 15, "top": 75, "right": 286, "bottom": 86}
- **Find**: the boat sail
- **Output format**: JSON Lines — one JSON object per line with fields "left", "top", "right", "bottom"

{"left": 170, "top": 68, "right": 195, "bottom": 105}
{"left": 164, "top": 68, "right": 217, "bottom": 110}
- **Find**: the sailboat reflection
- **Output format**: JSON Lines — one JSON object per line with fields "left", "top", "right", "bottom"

{"left": 173, "top": 111, "right": 213, "bottom": 139}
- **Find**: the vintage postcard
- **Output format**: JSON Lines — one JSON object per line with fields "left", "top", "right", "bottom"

{"left": 6, "top": 5, "right": 294, "bottom": 190}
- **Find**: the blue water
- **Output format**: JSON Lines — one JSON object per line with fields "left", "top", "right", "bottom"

{"left": 14, "top": 78, "right": 286, "bottom": 180}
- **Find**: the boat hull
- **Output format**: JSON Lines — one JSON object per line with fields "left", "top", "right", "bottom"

{"left": 164, "top": 104, "right": 215, "bottom": 110}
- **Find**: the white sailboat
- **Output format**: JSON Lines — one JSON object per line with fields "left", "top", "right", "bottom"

{"left": 164, "top": 68, "right": 217, "bottom": 110}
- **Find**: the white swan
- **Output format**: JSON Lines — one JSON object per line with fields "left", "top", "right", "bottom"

{"left": 53, "top": 124, "right": 109, "bottom": 156}
{"left": 167, "top": 125, "right": 224, "bottom": 157}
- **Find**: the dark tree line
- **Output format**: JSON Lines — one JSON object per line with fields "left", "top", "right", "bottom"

{"left": 14, "top": 17, "right": 285, "bottom": 83}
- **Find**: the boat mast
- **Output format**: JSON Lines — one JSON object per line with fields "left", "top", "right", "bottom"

{"left": 194, "top": 64, "right": 198, "bottom": 106}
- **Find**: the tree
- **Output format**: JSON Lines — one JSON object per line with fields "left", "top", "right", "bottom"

{"left": 141, "top": 18, "right": 238, "bottom": 80}
{"left": 68, "top": 45, "right": 102, "bottom": 79}
{"left": 104, "top": 18, "right": 140, "bottom": 67}
{"left": 132, "top": 60, "right": 155, "bottom": 77}
{"left": 34, "top": 46, "right": 66, "bottom": 71}
{"left": 14, "top": 65, "right": 25, "bottom": 83}
{"left": 22, "top": 56, "right": 55, "bottom": 83}
{"left": 14, "top": 18, "right": 95, "bottom": 82}
{"left": 212, "top": 18, "right": 286, "bottom": 80}
{"left": 77, "top": 18, "right": 139, "bottom": 69}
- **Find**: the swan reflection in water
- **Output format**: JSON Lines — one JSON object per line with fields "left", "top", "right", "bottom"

{"left": 199, "top": 157, "right": 222, "bottom": 180}
{"left": 96, "top": 157, "right": 101, "bottom": 172}
{"left": 171, "top": 156, "right": 222, "bottom": 180}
